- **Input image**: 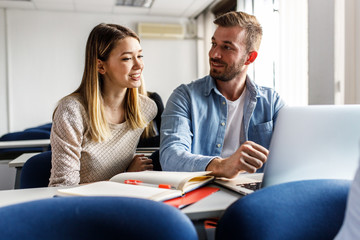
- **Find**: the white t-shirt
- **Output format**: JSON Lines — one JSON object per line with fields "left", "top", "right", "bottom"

{"left": 220, "top": 88, "right": 247, "bottom": 158}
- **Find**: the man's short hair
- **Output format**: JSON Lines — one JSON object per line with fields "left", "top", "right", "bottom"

{"left": 214, "top": 11, "right": 262, "bottom": 53}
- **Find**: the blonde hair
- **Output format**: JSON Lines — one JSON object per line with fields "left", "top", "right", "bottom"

{"left": 214, "top": 11, "right": 263, "bottom": 53}
{"left": 56, "top": 23, "right": 147, "bottom": 142}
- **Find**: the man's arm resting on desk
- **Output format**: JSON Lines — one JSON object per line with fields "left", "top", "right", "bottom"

{"left": 206, "top": 141, "right": 268, "bottom": 179}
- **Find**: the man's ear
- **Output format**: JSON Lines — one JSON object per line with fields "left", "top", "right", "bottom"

{"left": 244, "top": 51, "right": 258, "bottom": 65}
{"left": 97, "top": 59, "right": 106, "bottom": 74}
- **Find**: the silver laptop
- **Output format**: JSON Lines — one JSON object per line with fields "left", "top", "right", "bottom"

{"left": 262, "top": 104, "right": 360, "bottom": 188}
{"left": 216, "top": 105, "right": 360, "bottom": 194}
{"left": 215, "top": 173, "right": 263, "bottom": 195}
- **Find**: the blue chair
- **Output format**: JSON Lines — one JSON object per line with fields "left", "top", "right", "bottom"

{"left": 0, "top": 129, "right": 51, "bottom": 159}
{"left": 20, "top": 151, "right": 52, "bottom": 189}
{"left": 137, "top": 92, "right": 164, "bottom": 148}
{"left": 0, "top": 129, "right": 50, "bottom": 142}
{"left": 0, "top": 196, "right": 198, "bottom": 240}
{"left": 24, "top": 123, "right": 52, "bottom": 132}
{"left": 216, "top": 179, "right": 351, "bottom": 240}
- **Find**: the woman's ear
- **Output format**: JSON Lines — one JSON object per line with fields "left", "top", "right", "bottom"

{"left": 97, "top": 59, "right": 106, "bottom": 74}
{"left": 244, "top": 51, "right": 258, "bottom": 65}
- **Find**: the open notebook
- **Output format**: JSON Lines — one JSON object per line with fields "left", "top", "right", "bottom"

{"left": 57, "top": 171, "right": 214, "bottom": 202}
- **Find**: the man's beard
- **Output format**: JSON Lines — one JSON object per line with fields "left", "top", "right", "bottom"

{"left": 209, "top": 57, "right": 246, "bottom": 82}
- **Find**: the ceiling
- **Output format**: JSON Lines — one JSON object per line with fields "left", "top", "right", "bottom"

{"left": 0, "top": 0, "right": 217, "bottom": 18}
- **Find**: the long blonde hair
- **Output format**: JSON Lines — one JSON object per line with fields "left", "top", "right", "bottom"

{"left": 59, "top": 23, "right": 147, "bottom": 142}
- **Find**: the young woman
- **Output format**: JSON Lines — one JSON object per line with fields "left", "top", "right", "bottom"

{"left": 49, "top": 23, "right": 157, "bottom": 186}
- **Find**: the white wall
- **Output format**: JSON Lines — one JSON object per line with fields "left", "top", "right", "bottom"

{"left": 0, "top": 9, "right": 197, "bottom": 135}
{"left": 308, "top": 0, "right": 335, "bottom": 104}
{"left": 344, "top": 0, "right": 360, "bottom": 104}
{"left": 334, "top": 0, "right": 360, "bottom": 105}
{"left": 357, "top": 1, "right": 360, "bottom": 103}
{"left": 0, "top": 9, "right": 8, "bottom": 135}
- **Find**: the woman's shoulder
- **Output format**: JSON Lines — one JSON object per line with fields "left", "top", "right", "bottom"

{"left": 58, "top": 94, "right": 83, "bottom": 107}
{"left": 56, "top": 94, "right": 87, "bottom": 116}
{"left": 138, "top": 94, "right": 157, "bottom": 121}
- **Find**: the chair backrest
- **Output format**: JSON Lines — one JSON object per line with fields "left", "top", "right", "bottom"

{"left": 137, "top": 91, "right": 164, "bottom": 148}
{"left": 20, "top": 151, "right": 52, "bottom": 189}
{"left": 0, "top": 196, "right": 198, "bottom": 240}
{"left": 149, "top": 149, "right": 162, "bottom": 171}
{"left": 216, "top": 179, "right": 351, "bottom": 240}
{"left": 148, "top": 91, "right": 164, "bottom": 132}
{"left": 24, "top": 123, "right": 52, "bottom": 132}
{"left": 0, "top": 129, "right": 50, "bottom": 141}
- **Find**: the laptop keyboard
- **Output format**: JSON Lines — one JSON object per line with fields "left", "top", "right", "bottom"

{"left": 237, "top": 182, "right": 261, "bottom": 191}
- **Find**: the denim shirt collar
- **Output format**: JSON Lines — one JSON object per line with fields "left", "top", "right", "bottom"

{"left": 203, "top": 75, "right": 218, "bottom": 96}
{"left": 245, "top": 75, "right": 260, "bottom": 99}
{"left": 203, "top": 75, "right": 260, "bottom": 99}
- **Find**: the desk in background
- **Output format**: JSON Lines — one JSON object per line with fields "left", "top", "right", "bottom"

{"left": 0, "top": 139, "right": 50, "bottom": 151}
{"left": 8, "top": 147, "right": 159, "bottom": 189}
{"left": 0, "top": 139, "right": 51, "bottom": 161}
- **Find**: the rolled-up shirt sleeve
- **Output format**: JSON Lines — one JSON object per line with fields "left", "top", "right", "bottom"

{"left": 160, "top": 86, "right": 214, "bottom": 172}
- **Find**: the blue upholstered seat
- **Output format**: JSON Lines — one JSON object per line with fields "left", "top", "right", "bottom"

{"left": 216, "top": 179, "right": 351, "bottom": 240}
{"left": 0, "top": 196, "right": 198, "bottom": 240}
{"left": 20, "top": 151, "right": 52, "bottom": 189}
{"left": 24, "top": 123, "right": 52, "bottom": 132}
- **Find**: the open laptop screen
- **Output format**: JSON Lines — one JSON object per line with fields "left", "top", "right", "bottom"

{"left": 262, "top": 105, "right": 360, "bottom": 188}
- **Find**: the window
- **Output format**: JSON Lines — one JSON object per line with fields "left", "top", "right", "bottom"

{"left": 237, "top": 0, "right": 308, "bottom": 105}
{"left": 197, "top": 0, "right": 308, "bottom": 106}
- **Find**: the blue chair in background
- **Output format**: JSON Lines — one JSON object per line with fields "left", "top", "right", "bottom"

{"left": 20, "top": 151, "right": 52, "bottom": 189}
{"left": 216, "top": 179, "right": 351, "bottom": 240}
{"left": 24, "top": 122, "right": 52, "bottom": 132}
{"left": 0, "top": 129, "right": 51, "bottom": 159}
{"left": 0, "top": 196, "right": 198, "bottom": 240}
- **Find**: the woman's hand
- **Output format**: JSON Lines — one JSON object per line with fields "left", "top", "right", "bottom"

{"left": 127, "top": 154, "right": 153, "bottom": 172}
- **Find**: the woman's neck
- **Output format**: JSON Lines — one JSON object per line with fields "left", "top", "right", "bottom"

{"left": 102, "top": 88, "right": 127, "bottom": 124}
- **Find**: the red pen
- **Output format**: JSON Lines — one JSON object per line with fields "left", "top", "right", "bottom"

{"left": 124, "top": 179, "right": 175, "bottom": 189}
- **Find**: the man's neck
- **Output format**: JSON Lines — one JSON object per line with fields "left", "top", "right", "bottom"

{"left": 215, "top": 72, "right": 247, "bottom": 101}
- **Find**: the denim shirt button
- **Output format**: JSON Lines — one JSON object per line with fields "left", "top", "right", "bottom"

{"left": 222, "top": 101, "right": 226, "bottom": 105}
{"left": 217, "top": 144, "right": 221, "bottom": 148}
{"left": 221, "top": 122, "right": 225, "bottom": 126}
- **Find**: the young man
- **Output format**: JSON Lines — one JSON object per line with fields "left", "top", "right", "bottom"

{"left": 160, "top": 11, "right": 285, "bottom": 178}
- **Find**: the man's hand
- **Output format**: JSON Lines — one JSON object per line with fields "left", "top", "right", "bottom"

{"left": 127, "top": 154, "right": 153, "bottom": 172}
{"left": 206, "top": 141, "right": 269, "bottom": 178}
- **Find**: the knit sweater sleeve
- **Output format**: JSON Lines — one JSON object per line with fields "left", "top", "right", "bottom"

{"left": 49, "top": 95, "right": 87, "bottom": 187}
{"left": 139, "top": 94, "right": 158, "bottom": 124}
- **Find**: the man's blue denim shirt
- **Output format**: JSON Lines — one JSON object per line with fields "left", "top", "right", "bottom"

{"left": 160, "top": 75, "right": 285, "bottom": 172}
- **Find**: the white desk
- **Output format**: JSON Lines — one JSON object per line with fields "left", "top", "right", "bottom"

{"left": 182, "top": 185, "right": 241, "bottom": 220}
{"left": 0, "top": 184, "right": 240, "bottom": 221}
{"left": 0, "top": 139, "right": 50, "bottom": 150}
{"left": 8, "top": 152, "right": 41, "bottom": 168}
{"left": 8, "top": 147, "right": 158, "bottom": 169}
